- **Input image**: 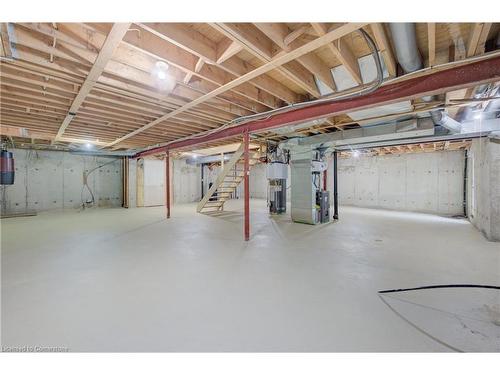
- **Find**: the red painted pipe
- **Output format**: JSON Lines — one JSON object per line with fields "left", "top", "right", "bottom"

{"left": 244, "top": 131, "right": 250, "bottom": 241}
{"left": 135, "top": 55, "right": 500, "bottom": 158}
{"left": 166, "top": 151, "right": 170, "bottom": 219}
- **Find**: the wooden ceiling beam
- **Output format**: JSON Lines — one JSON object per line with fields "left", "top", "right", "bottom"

{"left": 1, "top": 23, "right": 14, "bottom": 58}
{"left": 427, "top": 23, "right": 436, "bottom": 67}
{"left": 311, "top": 23, "right": 362, "bottom": 85}
{"left": 0, "top": 124, "right": 112, "bottom": 146}
{"left": 253, "top": 23, "right": 337, "bottom": 91}
{"left": 476, "top": 23, "right": 492, "bottom": 55}
{"left": 213, "top": 22, "right": 321, "bottom": 97}
{"left": 106, "top": 23, "right": 366, "bottom": 147}
{"left": 54, "top": 23, "right": 131, "bottom": 141}
{"left": 370, "top": 23, "right": 397, "bottom": 76}
{"left": 5, "top": 51, "right": 246, "bottom": 122}
{"left": 253, "top": 23, "right": 289, "bottom": 51}
{"left": 467, "top": 23, "right": 485, "bottom": 57}
{"left": 216, "top": 38, "right": 243, "bottom": 64}
{"left": 294, "top": 52, "right": 336, "bottom": 91}
{"left": 75, "top": 23, "right": 275, "bottom": 110}
{"left": 448, "top": 23, "right": 493, "bottom": 118}
{"left": 137, "top": 23, "right": 299, "bottom": 104}
{"left": 284, "top": 25, "right": 310, "bottom": 47}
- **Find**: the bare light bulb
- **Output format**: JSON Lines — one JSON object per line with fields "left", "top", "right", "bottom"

{"left": 157, "top": 70, "right": 167, "bottom": 80}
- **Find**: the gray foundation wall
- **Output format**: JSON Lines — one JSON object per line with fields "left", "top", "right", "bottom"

{"left": 248, "top": 150, "right": 466, "bottom": 217}
{"left": 126, "top": 157, "right": 201, "bottom": 207}
{"left": 172, "top": 158, "right": 201, "bottom": 204}
{"left": 467, "top": 138, "right": 500, "bottom": 241}
{"left": 1, "top": 148, "right": 123, "bottom": 214}
{"left": 337, "top": 150, "right": 466, "bottom": 216}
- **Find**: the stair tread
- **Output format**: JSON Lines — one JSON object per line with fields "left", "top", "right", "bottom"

{"left": 198, "top": 148, "right": 261, "bottom": 211}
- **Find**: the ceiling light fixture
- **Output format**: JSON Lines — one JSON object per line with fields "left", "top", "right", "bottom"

{"left": 154, "top": 61, "right": 169, "bottom": 80}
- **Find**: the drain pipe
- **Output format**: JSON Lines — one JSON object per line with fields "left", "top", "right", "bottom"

{"left": 389, "top": 23, "right": 462, "bottom": 133}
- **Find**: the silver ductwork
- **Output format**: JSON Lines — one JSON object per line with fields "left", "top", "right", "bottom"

{"left": 483, "top": 86, "right": 500, "bottom": 120}
{"left": 389, "top": 23, "right": 461, "bottom": 133}
{"left": 282, "top": 118, "right": 434, "bottom": 148}
{"left": 389, "top": 23, "right": 423, "bottom": 73}
{"left": 429, "top": 111, "right": 462, "bottom": 133}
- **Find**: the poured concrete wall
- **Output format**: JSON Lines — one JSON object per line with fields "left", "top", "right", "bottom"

{"left": 0, "top": 149, "right": 122, "bottom": 214}
{"left": 127, "top": 158, "right": 137, "bottom": 208}
{"left": 173, "top": 158, "right": 201, "bottom": 204}
{"left": 337, "top": 150, "right": 465, "bottom": 216}
{"left": 127, "top": 157, "right": 201, "bottom": 207}
{"left": 249, "top": 163, "right": 267, "bottom": 199}
{"left": 246, "top": 150, "right": 465, "bottom": 217}
{"left": 467, "top": 138, "right": 500, "bottom": 241}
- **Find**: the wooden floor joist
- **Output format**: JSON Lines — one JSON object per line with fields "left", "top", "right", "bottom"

{"left": 0, "top": 22, "right": 498, "bottom": 150}
{"left": 54, "top": 23, "right": 131, "bottom": 141}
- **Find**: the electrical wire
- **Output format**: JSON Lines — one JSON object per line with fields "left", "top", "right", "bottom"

{"left": 378, "top": 283, "right": 500, "bottom": 352}
{"left": 81, "top": 158, "right": 120, "bottom": 209}
{"left": 378, "top": 284, "right": 500, "bottom": 294}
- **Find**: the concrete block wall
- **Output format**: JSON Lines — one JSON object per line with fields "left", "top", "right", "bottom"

{"left": 336, "top": 150, "right": 466, "bottom": 216}
{"left": 0, "top": 149, "right": 123, "bottom": 214}
{"left": 467, "top": 138, "right": 500, "bottom": 241}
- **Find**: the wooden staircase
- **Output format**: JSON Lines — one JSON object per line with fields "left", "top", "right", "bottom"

{"left": 197, "top": 143, "right": 260, "bottom": 213}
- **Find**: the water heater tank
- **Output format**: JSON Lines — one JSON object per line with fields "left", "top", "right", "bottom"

{"left": 0, "top": 150, "right": 15, "bottom": 185}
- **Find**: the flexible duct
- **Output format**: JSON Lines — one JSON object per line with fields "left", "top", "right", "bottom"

{"left": 389, "top": 23, "right": 462, "bottom": 133}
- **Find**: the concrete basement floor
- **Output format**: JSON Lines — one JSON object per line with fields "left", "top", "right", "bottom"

{"left": 1, "top": 199, "right": 499, "bottom": 352}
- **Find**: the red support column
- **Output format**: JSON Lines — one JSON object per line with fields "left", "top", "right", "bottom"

{"left": 243, "top": 131, "right": 250, "bottom": 241}
{"left": 166, "top": 151, "right": 171, "bottom": 219}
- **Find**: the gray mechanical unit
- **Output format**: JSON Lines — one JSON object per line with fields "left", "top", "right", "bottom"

{"left": 316, "top": 190, "right": 330, "bottom": 223}
{"left": 289, "top": 145, "right": 330, "bottom": 225}
{"left": 266, "top": 143, "right": 289, "bottom": 215}
{"left": 267, "top": 162, "right": 288, "bottom": 214}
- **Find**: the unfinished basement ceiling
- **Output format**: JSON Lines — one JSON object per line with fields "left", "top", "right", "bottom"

{"left": 1, "top": 22, "right": 499, "bottom": 152}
